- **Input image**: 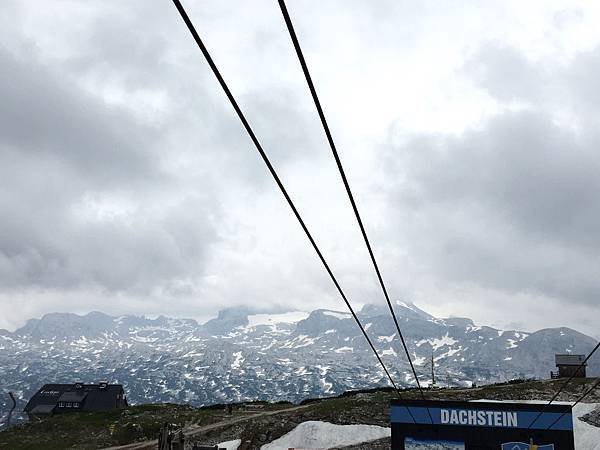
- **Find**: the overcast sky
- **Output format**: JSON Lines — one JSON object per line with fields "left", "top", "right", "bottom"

{"left": 1, "top": 0, "right": 599, "bottom": 338}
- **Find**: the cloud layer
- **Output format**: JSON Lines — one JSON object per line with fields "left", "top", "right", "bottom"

{"left": 1, "top": 0, "right": 599, "bottom": 338}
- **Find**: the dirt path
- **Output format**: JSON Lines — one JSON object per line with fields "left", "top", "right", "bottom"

{"left": 102, "top": 404, "right": 311, "bottom": 450}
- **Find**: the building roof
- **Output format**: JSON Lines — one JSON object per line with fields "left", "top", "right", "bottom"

{"left": 29, "top": 404, "right": 56, "bottom": 415}
{"left": 82, "top": 384, "right": 124, "bottom": 411}
{"left": 555, "top": 354, "right": 586, "bottom": 366}
{"left": 57, "top": 391, "right": 88, "bottom": 403}
{"left": 25, "top": 383, "right": 125, "bottom": 414}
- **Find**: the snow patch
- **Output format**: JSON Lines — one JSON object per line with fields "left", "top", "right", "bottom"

{"left": 334, "top": 346, "right": 353, "bottom": 353}
{"left": 130, "top": 335, "right": 158, "bottom": 343}
{"left": 506, "top": 338, "right": 519, "bottom": 349}
{"left": 413, "top": 356, "right": 426, "bottom": 366}
{"left": 282, "top": 334, "right": 317, "bottom": 349}
{"left": 231, "top": 351, "right": 244, "bottom": 369}
{"left": 434, "top": 347, "right": 461, "bottom": 362}
{"left": 430, "top": 334, "right": 458, "bottom": 350}
{"left": 574, "top": 403, "right": 600, "bottom": 450}
{"left": 379, "top": 334, "right": 396, "bottom": 343}
{"left": 261, "top": 421, "right": 390, "bottom": 450}
{"left": 295, "top": 366, "right": 311, "bottom": 376}
{"left": 246, "top": 311, "right": 309, "bottom": 328}
{"left": 381, "top": 347, "right": 397, "bottom": 357}
{"left": 218, "top": 439, "right": 241, "bottom": 450}
{"left": 322, "top": 310, "right": 351, "bottom": 320}
{"left": 315, "top": 365, "right": 330, "bottom": 376}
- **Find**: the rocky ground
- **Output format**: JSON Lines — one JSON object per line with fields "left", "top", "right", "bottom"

{"left": 0, "top": 378, "right": 598, "bottom": 450}
{"left": 581, "top": 404, "right": 600, "bottom": 428}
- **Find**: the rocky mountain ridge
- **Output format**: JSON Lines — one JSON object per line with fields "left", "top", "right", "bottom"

{"left": 1, "top": 301, "right": 598, "bottom": 423}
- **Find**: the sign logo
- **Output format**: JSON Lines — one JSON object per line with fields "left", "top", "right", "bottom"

{"left": 440, "top": 408, "right": 518, "bottom": 427}
{"left": 501, "top": 442, "right": 555, "bottom": 450}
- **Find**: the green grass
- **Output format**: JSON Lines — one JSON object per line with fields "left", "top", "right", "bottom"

{"left": 0, "top": 404, "right": 221, "bottom": 450}
{"left": 1, "top": 379, "right": 597, "bottom": 450}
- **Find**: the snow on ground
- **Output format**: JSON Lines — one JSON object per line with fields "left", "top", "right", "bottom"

{"left": 246, "top": 312, "right": 309, "bottom": 328}
{"left": 217, "top": 439, "right": 241, "bottom": 450}
{"left": 381, "top": 347, "right": 398, "bottom": 356}
{"left": 506, "top": 338, "right": 519, "bottom": 349}
{"left": 574, "top": 403, "right": 600, "bottom": 450}
{"left": 334, "top": 346, "right": 354, "bottom": 353}
{"left": 260, "top": 421, "right": 390, "bottom": 450}
{"left": 322, "top": 310, "right": 351, "bottom": 320}
{"left": 379, "top": 334, "right": 396, "bottom": 343}
{"left": 231, "top": 351, "right": 244, "bottom": 369}
{"left": 413, "top": 355, "right": 426, "bottom": 365}
{"left": 257, "top": 405, "right": 599, "bottom": 449}
{"left": 429, "top": 334, "right": 458, "bottom": 350}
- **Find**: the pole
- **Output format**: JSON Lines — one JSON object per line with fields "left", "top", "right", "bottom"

{"left": 6, "top": 392, "right": 16, "bottom": 429}
{"left": 431, "top": 352, "right": 435, "bottom": 387}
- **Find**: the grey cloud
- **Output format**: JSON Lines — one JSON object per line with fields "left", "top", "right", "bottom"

{"left": 384, "top": 109, "right": 600, "bottom": 308}
{"left": 68, "top": 3, "right": 171, "bottom": 85}
{"left": 553, "top": 8, "right": 584, "bottom": 30}
{"left": 0, "top": 43, "right": 219, "bottom": 294}
{"left": 0, "top": 0, "right": 325, "bottom": 307}
{"left": 3, "top": 0, "right": 600, "bottom": 335}
{"left": 0, "top": 47, "right": 161, "bottom": 186}
{"left": 463, "top": 43, "right": 542, "bottom": 102}
{"left": 0, "top": 162, "right": 219, "bottom": 293}
{"left": 465, "top": 42, "right": 600, "bottom": 122}
{"left": 567, "top": 47, "right": 600, "bottom": 112}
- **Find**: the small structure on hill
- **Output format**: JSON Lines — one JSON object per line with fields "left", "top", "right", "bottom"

{"left": 551, "top": 354, "right": 587, "bottom": 379}
{"left": 24, "top": 382, "right": 127, "bottom": 419}
{"left": 2, "top": 392, "right": 16, "bottom": 430}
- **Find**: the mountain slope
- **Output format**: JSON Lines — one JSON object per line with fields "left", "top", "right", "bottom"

{"left": 0, "top": 302, "right": 597, "bottom": 422}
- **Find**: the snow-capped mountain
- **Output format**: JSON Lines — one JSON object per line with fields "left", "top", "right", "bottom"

{"left": 0, "top": 302, "right": 597, "bottom": 421}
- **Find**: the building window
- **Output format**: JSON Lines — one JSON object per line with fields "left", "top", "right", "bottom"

{"left": 73, "top": 402, "right": 79, "bottom": 408}
{"left": 66, "top": 402, "right": 72, "bottom": 408}
{"left": 58, "top": 402, "right": 64, "bottom": 408}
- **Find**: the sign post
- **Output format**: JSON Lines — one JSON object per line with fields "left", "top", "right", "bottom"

{"left": 391, "top": 400, "right": 575, "bottom": 449}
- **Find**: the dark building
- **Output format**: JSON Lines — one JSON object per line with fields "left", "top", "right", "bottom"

{"left": 24, "top": 382, "right": 127, "bottom": 419}
{"left": 551, "top": 354, "right": 587, "bottom": 379}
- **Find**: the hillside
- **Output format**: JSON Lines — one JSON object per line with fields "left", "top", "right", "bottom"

{"left": 1, "top": 302, "right": 598, "bottom": 422}
{"left": 0, "top": 378, "right": 598, "bottom": 449}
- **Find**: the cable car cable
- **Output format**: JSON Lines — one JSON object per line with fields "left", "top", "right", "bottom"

{"left": 546, "top": 377, "right": 600, "bottom": 430}
{"left": 528, "top": 340, "right": 599, "bottom": 429}
{"left": 276, "top": 0, "right": 432, "bottom": 423}
{"left": 169, "top": 0, "right": 414, "bottom": 421}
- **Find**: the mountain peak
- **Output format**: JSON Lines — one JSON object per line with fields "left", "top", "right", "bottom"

{"left": 359, "top": 300, "right": 433, "bottom": 320}
{"left": 0, "top": 304, "right": 597, "bottom": 422}
{"left": 203, "top": 307, "right": 250, "bottom": 335}
{"left": 15, "top": 311, "right": 117, "bottom": 339}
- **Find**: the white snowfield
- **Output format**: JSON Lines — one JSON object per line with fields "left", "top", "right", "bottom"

{"left": 217, "top": 439, "right": 242, "bottom": 450}
{"left": 260, "top": 421, "right": 390, "bottom": 450}
{"left": 245, "top": 311, "right": 310, "bottom": 329}
{"left": 574, "top": 403, "right": 600, "bottom": 450}
{"left": 254, "top": 404, "right": 599, "bottom": 450}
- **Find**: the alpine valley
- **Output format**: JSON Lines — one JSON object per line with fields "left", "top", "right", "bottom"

{"left": 1, "top": 302, "right": 598, "bottom": 422}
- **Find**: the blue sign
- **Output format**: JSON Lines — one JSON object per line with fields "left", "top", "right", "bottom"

{"left": 501, "top": 443, "right": 554, "bottom": 450}
{"left": 391, "top": 405, "right": 573, "bottom": 431}
{"left": 391, "top": 400, "right": 573, "bottom": 450}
